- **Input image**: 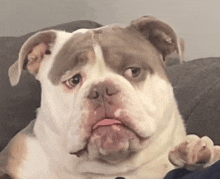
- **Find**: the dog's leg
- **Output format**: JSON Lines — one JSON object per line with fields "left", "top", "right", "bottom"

{"left": 168, "top": 134, "right": 220, "bottom": 170}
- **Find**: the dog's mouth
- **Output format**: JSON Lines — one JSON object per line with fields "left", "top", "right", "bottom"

{"left": 70, "top": 118, "right": 123, "bottom": 156}
{"left": 71, "top": 118, "right": 146, "bottom": 163}
{"left": 92, "top": 118, "right": 122, "bottom": 130}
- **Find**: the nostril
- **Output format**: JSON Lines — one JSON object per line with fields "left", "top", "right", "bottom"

{"left": 88, "top": 89, "right": 99, "bottom": 99}
{"left": 94, "top": 90, "right": 99, "bottom": 99}
{"left": 106, "top": 86, "right": 119, "bottom": 96}
{"left": 88, "top": 82, "right": 118, "bottom": 99}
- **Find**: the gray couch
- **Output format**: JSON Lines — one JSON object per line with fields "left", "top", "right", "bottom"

{"left": 1, "top": 20, "right": 220, "bottom": 152}
{"left": 168, "top": 57, "right": 220, "bottom": 145}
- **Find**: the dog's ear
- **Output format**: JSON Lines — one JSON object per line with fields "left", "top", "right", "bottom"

{"left": 8, "top": 30, "right": 57, "bottom": 86}
{"left": 128, "top": 16, "right": 184, "bottom": 62}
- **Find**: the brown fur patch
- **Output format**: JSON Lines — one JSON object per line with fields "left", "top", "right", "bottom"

{"left": 0, "top": 134, "right": 28, "bottom": 178}
{"left": 48, "top": 31, "right": 94, "bottom": 85}
{"left": 94, "top": 25, "right": 169, "bottom": 82}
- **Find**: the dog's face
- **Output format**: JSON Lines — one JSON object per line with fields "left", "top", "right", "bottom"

{"left": 8, "top": 16, "right": 184, "bottom": 169}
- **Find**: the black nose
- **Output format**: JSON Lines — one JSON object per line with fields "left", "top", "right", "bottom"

{"left": 115, "top": 177, "right": 126, "bottom": 179}
{"left": 87, "top": 81, "right": 119, "bottom": 99}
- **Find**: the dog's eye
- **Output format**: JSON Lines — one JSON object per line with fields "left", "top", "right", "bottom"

{"left": 124, "top": 67, "right": 141, "bottom": 78}
{"left": 65, "top": 74, "right": 81, "bottom": 88}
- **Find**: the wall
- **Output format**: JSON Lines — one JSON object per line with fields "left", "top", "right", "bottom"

{"left": 0, "top": 0, "right": 219, "bottom": 60}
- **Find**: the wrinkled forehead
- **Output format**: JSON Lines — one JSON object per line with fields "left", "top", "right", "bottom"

{"left": 48, "top": 25, "right": 168, "bottom": 84}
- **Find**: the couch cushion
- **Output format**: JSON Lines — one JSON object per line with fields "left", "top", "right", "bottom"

{"left": 168, "top": 57, "right": 220, "bottom": 145}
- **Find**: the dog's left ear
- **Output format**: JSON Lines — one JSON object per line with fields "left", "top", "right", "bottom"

{"left": 127, "top": 16, "right": 184, "bottom": 62}
{"left": 8, "top": 30, "right": 57, "bottom": 86}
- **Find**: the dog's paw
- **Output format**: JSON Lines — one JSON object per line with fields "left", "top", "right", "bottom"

{"left": 168, "top": 135, "right": 218, "bottom": 170}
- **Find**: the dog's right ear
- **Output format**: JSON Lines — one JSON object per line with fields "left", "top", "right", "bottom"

{"left": 127, "top": 16, "right": 185, "bottom": 63}
{"left": 8, "top": 30, "right": 57, "bottom": 86}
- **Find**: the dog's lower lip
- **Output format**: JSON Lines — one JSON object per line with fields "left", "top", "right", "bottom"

{"left": 92, "top": 118, "right": 122, "bottom": 130}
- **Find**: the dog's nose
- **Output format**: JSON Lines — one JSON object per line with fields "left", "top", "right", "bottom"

{"left": 87, "top": 82, "right": 119, "bottom": 99}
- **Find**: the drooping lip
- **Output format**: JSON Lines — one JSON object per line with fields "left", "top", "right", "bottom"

{"left": 70, "top": 117, "right": 149, "bottom": 157}
{"left": 92, "top": 118, "right": 122, "bottom": 130}
{"left": 70, "top": 118, "right": 125, "bottom": 157}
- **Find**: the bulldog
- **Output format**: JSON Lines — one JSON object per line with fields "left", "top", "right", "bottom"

{"left": 1, "top": 16, "right": 220, "bottom": 179}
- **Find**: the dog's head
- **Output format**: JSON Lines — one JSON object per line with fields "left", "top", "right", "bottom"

{"left": 8, "top": 16, "right": 184, "bottom": 171}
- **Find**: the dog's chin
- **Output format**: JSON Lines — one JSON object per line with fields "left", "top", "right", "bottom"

{"left": 70, "top": 119, "right": 150, "bottom": 164}
{"left": 84, "top": 123, "right": 144, "bottom": 164}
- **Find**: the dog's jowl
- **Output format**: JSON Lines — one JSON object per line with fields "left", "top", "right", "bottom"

{"left": 1, "top": 16, "right": 220, "bottom": 179}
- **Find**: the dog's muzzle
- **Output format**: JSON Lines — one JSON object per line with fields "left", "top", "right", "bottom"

{"left": 70, "top": 81, "right": 148, "bottom": 164}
